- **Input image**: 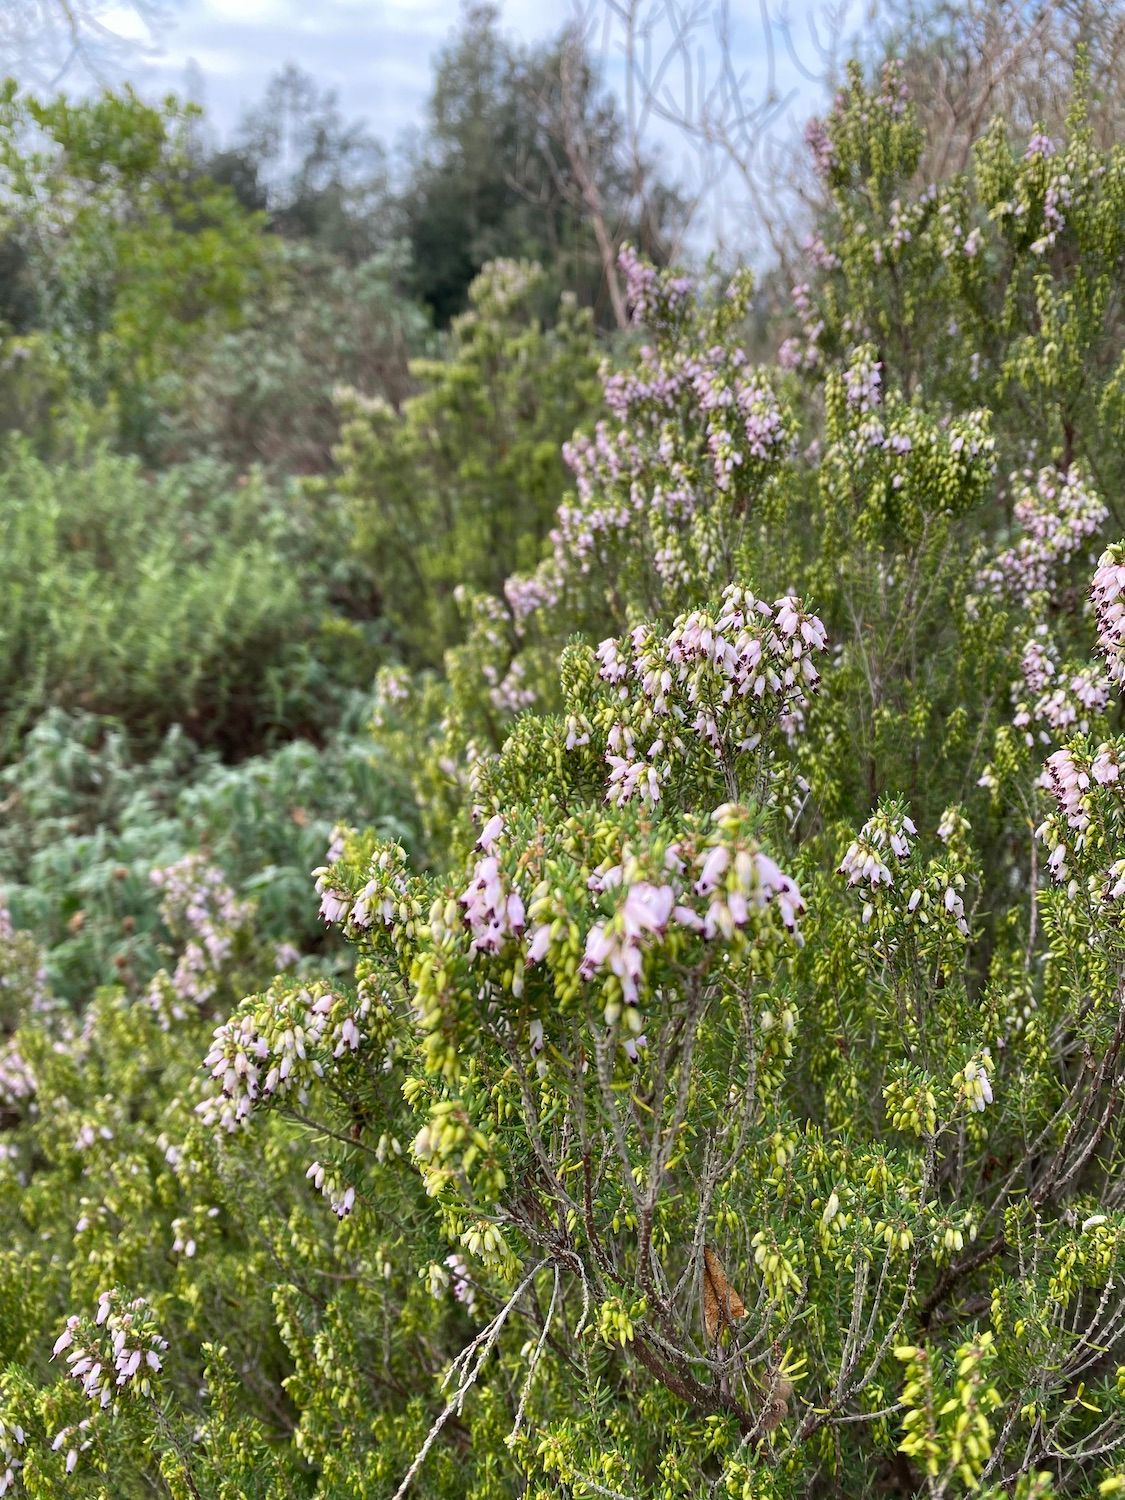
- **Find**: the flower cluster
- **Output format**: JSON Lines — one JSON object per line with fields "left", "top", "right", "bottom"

{"left": 696, "top": 365, "right": 792, "bottom": 490}
{"left": 905, "top": 869, "right": 970, "bottom": 939}
{"left": 273, "top": 940, "right": 301, "bottom": 972}
{"left": 576, "top": 875, "right": 673, "bottom": 1014}
{"left": 778, "top": 280, "right": 826, "bottom": 371}
{"left": 474, "top": 256, "right": 542, "bottom": 313}
{"left": 821, "top": 353, "right": 996, "bottom": 527}
{"left": 504, "top": 566, "right": 561, "bottom": 626}
{"left": 460, "top": 820, "right": 527, "bottom": 957}
{"left": 52, "top": 1290, "right": 166, "bottom": 1410}
{"left": 324, "top": 824, "right": 348, "bottom": 867}
{"left": 171, "top": 1216, "right": 196, "bottom": 1258}
{"left": 837, "top": 804, "right": 977, "bottom": 941}
{"left": 0, "top": 914, "right": 64, "bottom": 1114}
{"left": 315, "top": 839, "right": 417, "bottom": 941}
{"left": 487, "top": 657, "right": 536, "bottom": 716}
{"left": 801, "top": 233, "right": 842, "bottom": 272}
{"left": 838, "top": 805, "right": 917, "bottom": 889}
{"left": 526, "top": 804, "right": 804, "bottom": 1027}
{"left": 429, "top": 801, "right": 808, "bottom": 1054}
{"left": 976, "top": 467, "right": 1106, "bottom": 607}
{"left": 1037, "top": 739, "right": 1122, "bottom": 885}
{"left": 1025, "top": 145, "right": 1073, "bottom": 256}
{"left": 48, "top": 1420, "right": 92, "bottom": 1478}
{"left": 498, "top": 261, "right": 792, "bottom": 644}
{"left": 936, "top": 806, "right": 971, "bottom": 847}
{"left": 590, "top": 585, "right": 828, "bottom": 806}
{"left": 306, "top": 1159, "right": 356, "bottom": 1218}
{"left": 1012, "top": 630, "right": 1109, "bottom": 744}
{"left": 804, "top": 116, "right": 836, "bottom": 180}
{"left": 884, "top": 1071, "right": 938, "bottom": 1137}
{"left": 1092, "top": 545, "right": 1125, "bottom": 683}
{"left": 1042, "top": 747, "right": 1098, "bottom": 841}
{"left": 845, "top": 346, "right": 882, "bottom": 411}
{"left": 144, "top": 855, "right": 254, "bottom": 1025}
{"left": 371, "top": 665, "right": 411, "bottom": 728}
{"left": 0, "top": 1037, "right": 35, "bottom": 1112}
{"left": 619, "top": 242, "right": 694, "bottom": 326}
{"left": 0, "top": 1418, "right": 24, "bottom": 1496}
{"left": 686, "top": 821, "right": 805, "bottom": 940}
{"left": 875, "top": 57, "right": 910, "bottom": 117}
{"left": 803, "top": 57, "right": 917, "bottom": 197}
{"left": 197, "top": 979, "right": 371, "bottom": 1134}
{"left": 445, "top": 1252, "right": 478, "bottom": 1313}
{"left": 955, "top": 1053, "right": 995, "bottom": 1113}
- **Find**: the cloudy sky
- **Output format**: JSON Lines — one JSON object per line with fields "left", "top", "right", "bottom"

{"left": 109, "top": 0, "right": 562, "bottom": 139}
{"left": 84, "top": 0, "right": 842, "bottom": 161}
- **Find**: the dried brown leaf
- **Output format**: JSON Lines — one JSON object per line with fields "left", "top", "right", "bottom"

{"left": 702, "top": 1244, "right": 747, "bottom": 1343}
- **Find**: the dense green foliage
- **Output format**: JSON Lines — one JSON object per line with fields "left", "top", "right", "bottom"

{"left": 0, "top": 439, "right": 378, "bottom": 757}
{"left": 335, "top": 259, "right": 601, "bottom": 664}
{"left": 0, "top": 84, "right": 276, "bottom": 451}
{"left": 0, "top": 703, "right": 418, "bottom": 1005}
{"left": 2, "top": 20, "right": 1125, "bottom": 1500}
{"left": 158, "top": 243, "right": 429, "bottom": 476}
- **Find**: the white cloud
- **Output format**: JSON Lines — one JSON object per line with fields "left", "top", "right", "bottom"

{"left": 98, "top": 3, "right": 157, "bottom": 42}
{"left": 201, "top": 0, "right": 289, "bottom": 22}
{"left": 128, "top": 0, "right": 513, "bottom": 137}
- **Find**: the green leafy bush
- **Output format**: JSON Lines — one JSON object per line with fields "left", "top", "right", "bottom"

{"left": 0, "top": 83, "right": 276, "bottom": 450}
{"left": 157, "top": 241, "right": 431, "bottom": 476}
{"left": 0, "top": 437, "right": 377, "bottom": 757}
{"left": 334, "top": 258, "right": 602, "bottom": 664}
{"left": 0, "top": 703, "right": 418, "bottom": 1004}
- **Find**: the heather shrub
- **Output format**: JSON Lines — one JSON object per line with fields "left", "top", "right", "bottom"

{"left": 783, "top": 59, "right": 1124, "bottom": 492}
{"left": 1, "top": 61, "right": 1125, "bottom": 1500}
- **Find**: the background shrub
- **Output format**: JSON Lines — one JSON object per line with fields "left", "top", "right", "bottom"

{"left": 0, "top": 437, "right": 379, "bottom": 756}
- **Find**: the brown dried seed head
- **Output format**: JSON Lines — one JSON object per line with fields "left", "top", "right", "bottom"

{"left": 758, "top": 1373, "right": 794, "bottom": 1432}
{"left": 760, "top": 1396, "right": 789, "bottom": 1434}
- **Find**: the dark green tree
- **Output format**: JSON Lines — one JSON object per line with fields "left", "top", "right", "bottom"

{"left": 401, "top": 2, "right": 684, "bottom": 326}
